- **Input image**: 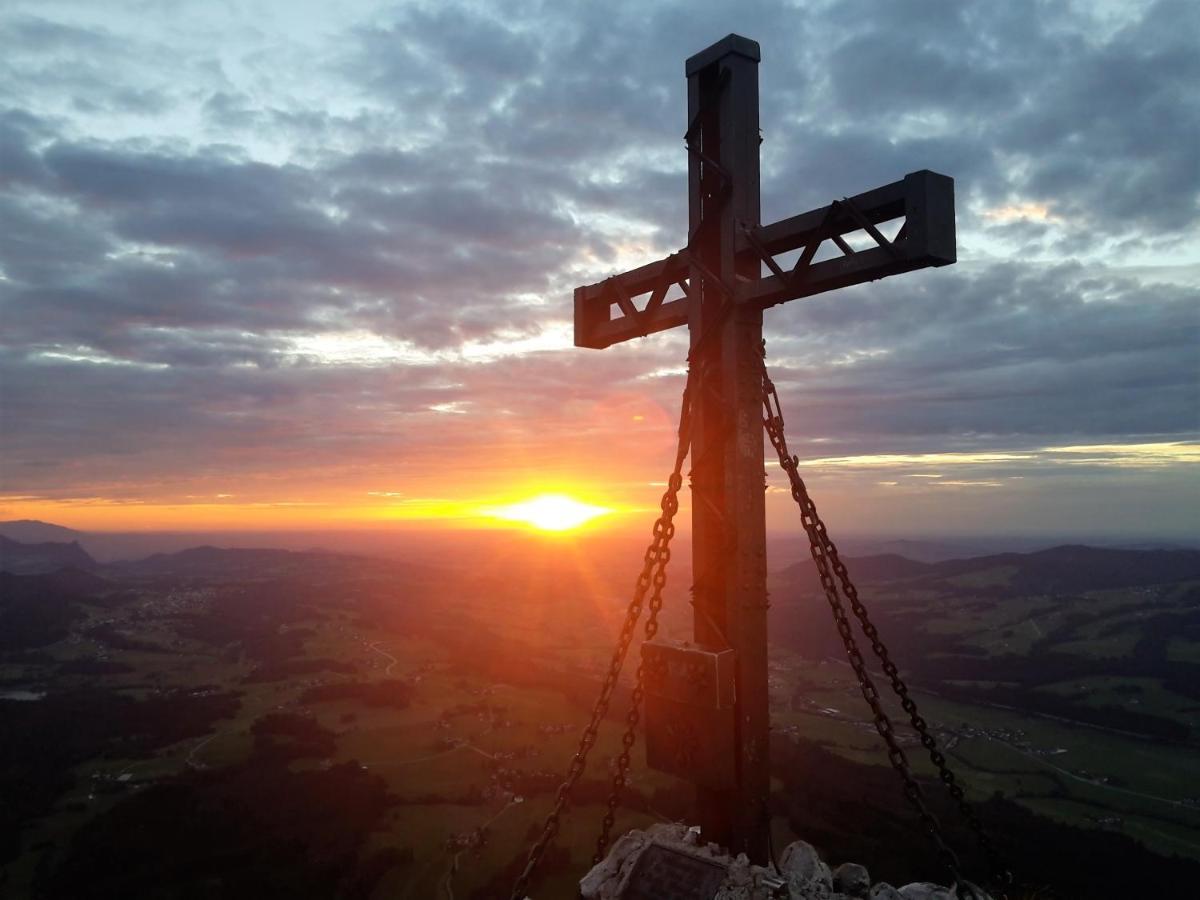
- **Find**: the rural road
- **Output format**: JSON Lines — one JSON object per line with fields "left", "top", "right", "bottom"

{"left": 186, "top": 731, "right": 220, "bottom": 767}
{"left": 366, "top": 640, "right": 398, "bottom": 675}
{"left": 443, "top": 797, "right": 523, "bottom": 900}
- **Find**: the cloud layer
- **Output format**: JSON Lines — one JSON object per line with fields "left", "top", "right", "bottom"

{"left": 1, "top": 0, "right": 1196, "bottom": 535}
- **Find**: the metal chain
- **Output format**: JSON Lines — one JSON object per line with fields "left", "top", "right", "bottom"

{"left": 592, "top": 404, "right": 689, "bottom": 862}
{"left": 509, "top": 373, "right": 693, "bottom": 900}
{"left": 760, "top": 354, "right": 968, "bottom": 888}
{"left": 514, "top": 68, "right": 731, "bottom": 896}
{"left": 777, "top": 386, "right": 1012, "bottom": 888}
{"left": 763, "top": 357, "right": 1008, "bottom": 897}
{"left": 592, "top": 373, "right": 695, "bottom": 862}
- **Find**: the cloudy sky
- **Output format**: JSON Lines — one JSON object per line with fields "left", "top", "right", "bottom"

{"left": 1, "top": 0, "right": 1197, "bottom": 539}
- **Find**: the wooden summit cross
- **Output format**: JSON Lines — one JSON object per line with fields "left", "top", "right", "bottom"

{"left": 573, "top": 34, "right": 955, "bottom": 862}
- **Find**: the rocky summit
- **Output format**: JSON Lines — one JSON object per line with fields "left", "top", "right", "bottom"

{"left": 575, "top": 824, "right": 992, "bottom": 900}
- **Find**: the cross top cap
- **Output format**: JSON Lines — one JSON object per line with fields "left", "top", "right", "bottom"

{"left": 685, "top": 34, "right": 761, "bottom": 75}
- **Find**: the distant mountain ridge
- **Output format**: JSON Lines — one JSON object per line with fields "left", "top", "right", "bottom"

{"left": 0, "top": 520, "right": 85, "bottom": 544}
{"left": 111, "top": 544, "right": 365, "bottom": 578}
{"left": 3, "top": 518, "right": 1197, "bottom": 589}
{"left": 776, "top": 544, "right": 1200, "bottom": 593}
{"left": 0, "top": 534, "right": 97, "bottom": 575}
{"left": 921, "top": 544, "right": 1200, "bottom": 591}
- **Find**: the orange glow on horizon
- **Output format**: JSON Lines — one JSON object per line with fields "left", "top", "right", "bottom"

{"left": 0, "top": 489, "right": 627, "bottom": 534}
{"left": 482, "top": 494, "right": 612, "bottom": 532}
{"left": 0, "top": 392, "right": 686, "bottom": 534}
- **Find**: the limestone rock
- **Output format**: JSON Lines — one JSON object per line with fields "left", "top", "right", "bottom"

{"left": 577, "top": 829, "right": 649, "bottom": 900}
{"left": 898, "top": 883, "right": 953, "bottom": 900}
{"left": 780, "top": 839, "right": 834, "bottom": 893}
{"left": 578, "top": 826, "right": 978, "bottom": 900}
{"left": 714, "top": 853, "right": 754, "bottom": 900}
{"left": 646, "top": 822, "right": 693, "bottom": 843}
{"left": 833, "top": 863, "right": 871, "bottom": 897}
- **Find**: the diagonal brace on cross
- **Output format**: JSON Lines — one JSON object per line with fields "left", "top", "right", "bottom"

{"left": 575, "top": 169, "right": 954, "bottom": 350}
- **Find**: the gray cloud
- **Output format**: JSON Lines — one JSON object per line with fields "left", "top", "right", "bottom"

{"left": 0, "top": 0, "right": 1196, "bottom": 527}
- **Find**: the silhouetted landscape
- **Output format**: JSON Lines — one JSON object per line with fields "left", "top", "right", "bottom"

{"left": 2, "top": 521, "right": 1198, "bottom": 898}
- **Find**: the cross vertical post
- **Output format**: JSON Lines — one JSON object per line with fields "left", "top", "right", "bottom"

{"left": 571, "top": 30, "right": 955, "bottom": 873}
{"left": 684, "top": 35, "right": 769, "bottom": 860}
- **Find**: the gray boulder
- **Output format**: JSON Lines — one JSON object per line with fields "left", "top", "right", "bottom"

{"left": 714, "top": 853, "right": 754, "bottom": 900}
{"left": 578, "top": 829, "right": 650, "bottom": 899}
{"left": 833, "top": 863, "right": 871, "bottom": 897}
{"left": 578, "top": 825, "right": 980, "bottom": 900}
{"left": 898, "top": 884, "right": 953, "bottom": 900}
{"left": 779, "top": 840, "right": 834, "bottom": 895}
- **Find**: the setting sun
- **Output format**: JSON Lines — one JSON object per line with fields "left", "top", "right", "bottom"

{"left": 484, "top": 494, "right": 611, "bottom": 531}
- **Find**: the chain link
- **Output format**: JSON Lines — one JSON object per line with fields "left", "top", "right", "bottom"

{"left": 512, "top": 70, "right": 733, "bottom": 898}
{"left": 760, "top": 352, "right": 1010, "bottom": 895}
{"left": 592, "top": 465, "right": 679, "bottom": 863}
{"left": 509, "top": 374, "right": 693, "bottom": 900}
{"left": 592, "top": 381, "right": 695, "bottom": 862}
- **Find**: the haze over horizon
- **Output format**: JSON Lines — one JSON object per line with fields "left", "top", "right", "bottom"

{"left": 1, "top": 0, "right": 1197, "bottom": 540}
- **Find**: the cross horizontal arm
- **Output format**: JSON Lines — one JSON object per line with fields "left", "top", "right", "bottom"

{"left": 574, "top": 252, "right": 691, "bottom": 349}
{"left": 573, "top": 170, "right": 954, "bottom": 350}
{"left": 740, "top": 169, "right": 955, "bottom": 310}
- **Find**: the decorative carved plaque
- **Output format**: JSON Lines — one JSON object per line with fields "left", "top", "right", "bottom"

{"left": 621, "top": 844, "right": 728, "bottom": 900}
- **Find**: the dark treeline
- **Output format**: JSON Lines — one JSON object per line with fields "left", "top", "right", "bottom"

{"left": 251, "top": 712, "right": 338, "bottom": 762}
{"left": 243, "top": 657, "right": 358, "bottom": 683}
{"left": 33, "top": 759, "right": 399, "bottom": 900}
{"left": 300, "top": 679, "right": 416, "bottom": 709}
{"left": 0, "top": 689, "right": 239, "bottom": 865}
